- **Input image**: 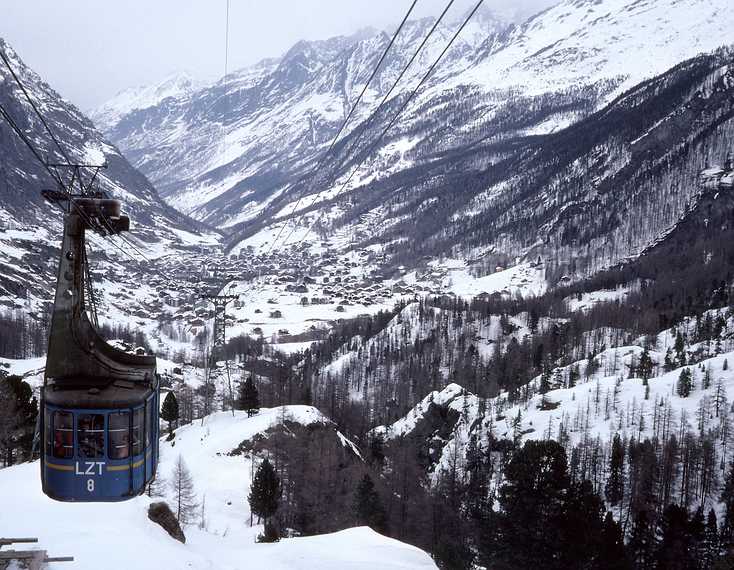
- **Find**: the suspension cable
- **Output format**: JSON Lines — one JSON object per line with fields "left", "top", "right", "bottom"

{"left": 265, "top": 0, "right": 420, "bottom": 255}
{"left": 0, "top": 52, "right": 199, "bottom": 295}
{"left": 0, "top": 47, "right": 72, "bottom": 164}
{"left": 289, "top": 0, "right": 485, "bottom": 249}
{"left": 278, "top": 0, "right": 459, "bottom": 249}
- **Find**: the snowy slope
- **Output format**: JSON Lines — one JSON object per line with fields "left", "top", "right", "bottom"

{"left": 88, "top": 71, "right": 204, "bottom": 133}
{"left": 448, "top": 0, "right": 734, "bottom": 97}
{"left": 92, "top": 12, "right": 510, "bottom": 226}
{"left": 0, "top": 407, "right": 437, "bottom": 570}
{"left": 375, "top": 342, "right": 734, "bottom": 488}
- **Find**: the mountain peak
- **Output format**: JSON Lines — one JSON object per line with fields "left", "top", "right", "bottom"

{"left": 88, "top": 70, "right": 201, "bottom": 131}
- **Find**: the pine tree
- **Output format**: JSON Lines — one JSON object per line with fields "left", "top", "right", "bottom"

{"left": 664, "top": 348, "right": 674, "bottom": 372}
{"left": 721, "top": 460, "right": 734, "bottom": 549}
{"left": 678, "top": 368, "right": 693, "bottom": 398}
{"left": 655, "top": 504, "right": 693, "bottom": 569}
{"left": 161, "top": 391, "right": 180, "bottom": 434}
{"left": 238, "top": 376, "right": 260, "bottom": 417}
{"left": 629, "top": 509, "right": 656, "bottom": 570}
{"left": 0, "top": 375, "right": 38, "bottom": 465}
{"left": 638, "top": 348, "right": 654, "bottom": 384}
{"left": 605, "top": 434, "right": 625, "bottom": 511}
{"left": 170, "top": 454, "right": 198, "bottom": 525}
{"left": 704, "top": 365, "right": 713, "bottom": 390}
{"left": 539, "top": 365, "right": 552, "bottom": 394}
{"left": 598, "top": 512, "right": 632, "bottom": 570}
{"left": 494, "top": 440, "right": 569, "bottom": 567}
{"left": 249, "top": 458, "right": 280, "bottom": 525}
{"left": 674, "top": 331, "right": 687, "bottom": 367}
{"left": 568, "top": 365, "right": 580, "bottom": 389}
{"left": 559, "top": 480, "right": 606, "bottom": 567}
{"left": 353, "top": 474, "right": 388, "bottom": 533}
{"left": 704, "top": 509, "right": 720, "bottom": 570}
{"left": 691, "top": 507, "right": 707, "bottom": 567}
{"left": 368, "top": 433, "right": 386, "bottom": 466}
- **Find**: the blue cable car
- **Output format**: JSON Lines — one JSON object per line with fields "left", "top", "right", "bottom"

{"left": 40, "top": 196, "right": 159, "bottom": 502}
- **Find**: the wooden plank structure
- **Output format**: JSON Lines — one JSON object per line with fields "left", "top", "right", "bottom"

{"left": 0, "top": 538, "right": 73, "bottom": 569}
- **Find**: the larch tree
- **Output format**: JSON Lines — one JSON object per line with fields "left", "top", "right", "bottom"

{"left": 170, "top": 454, "right": 198, "bottom": 525}
{"left": 147, "top": 471, "right": 167, "bottom": 498}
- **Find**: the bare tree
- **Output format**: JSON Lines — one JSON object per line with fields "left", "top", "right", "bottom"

{"left": 170, "top": 454, "right": 198, "bottom": 525}
{"left": 147, "top": 472, "right": 167, "bottom": 498}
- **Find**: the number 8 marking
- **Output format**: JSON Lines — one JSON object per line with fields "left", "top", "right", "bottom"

{"left": 87, "top": 479, "right": 95, "bottom": 492}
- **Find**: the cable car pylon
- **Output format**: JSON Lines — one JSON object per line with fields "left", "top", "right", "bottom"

{"left": 200, "top": 291, "right": 238, "bottom": 416}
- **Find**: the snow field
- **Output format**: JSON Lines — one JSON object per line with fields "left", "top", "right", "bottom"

{"left": 0, "top": 406, "right": 437, "bottom": 569}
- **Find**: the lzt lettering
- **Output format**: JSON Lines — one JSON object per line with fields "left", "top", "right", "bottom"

{"left": 75, "top": 461, "right": 104, "bottom": 476}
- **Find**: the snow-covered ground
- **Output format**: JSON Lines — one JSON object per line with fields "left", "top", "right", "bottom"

{"left": 0, "top": 407, "right": 437, "bottom": 570}
{"left": 564, "top": 285, "right": 632, "bottom": 312}
{"left": 440, "top": 261, "right": 546, "bottom": 298}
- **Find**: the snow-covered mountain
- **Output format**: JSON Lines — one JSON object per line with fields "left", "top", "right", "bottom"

{"left": 94, "top": 0, "right": 734, "bottom": 279}
{"left": 92, "top": 8, "right": 509, "bottom": 225}
{"left": 89, "top": 71, "right": 205, "bottom": 134}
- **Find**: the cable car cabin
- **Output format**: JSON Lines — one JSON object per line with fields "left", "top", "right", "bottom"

{"left": 40, "top": 197, "right": 159, "bottom": 502}
{"left": 43, "top": 381, "right": 158, "bottom": 501}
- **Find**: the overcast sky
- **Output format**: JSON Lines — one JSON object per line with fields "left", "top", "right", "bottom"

{"left": 2, "top": 0, "right": 555, "bottom": 111}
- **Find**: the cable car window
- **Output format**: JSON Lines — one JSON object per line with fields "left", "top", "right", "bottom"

{"left": 108, "top": 412, "right": 130, "bottom": 459}
{"left": 45, "top": 408, "right": 52, "bottom": 456}
{"left": 52, "top": 411, "right": 74, "bottom": 459}
{"left": 145, "top": 402, "right": 151, "bottom": 447}
{"left": 77, "top": 414, "right": 105, "bottom": 458}
{"left": 132, "top": 408, "right": 144, "bottom": 456}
